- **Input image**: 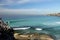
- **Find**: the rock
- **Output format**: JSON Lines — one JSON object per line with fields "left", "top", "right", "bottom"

{"left": 0, "top": 18, "right": 14, "bottom": 40}
{"left": 14, "top": 33, "right": 55, "bottom": 40}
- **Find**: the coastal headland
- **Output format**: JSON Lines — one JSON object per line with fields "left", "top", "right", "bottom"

{"left": 47, "top": 13, "right": 60, "bottom": 16}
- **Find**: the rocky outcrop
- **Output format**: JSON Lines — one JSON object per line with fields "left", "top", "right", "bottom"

{"left": 14, "top": 33, "right": 55, "bottom": 40}
{"left": 0, "top": 18, "right": 14, "bottom": 40}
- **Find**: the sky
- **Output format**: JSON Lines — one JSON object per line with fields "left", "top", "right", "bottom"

{"left": 0, "top": 0, "right": 60, "bottom": 15}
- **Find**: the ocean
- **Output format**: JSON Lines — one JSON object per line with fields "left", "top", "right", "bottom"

{"left": 2, "top": 15, "right": 60, "bottom": 40}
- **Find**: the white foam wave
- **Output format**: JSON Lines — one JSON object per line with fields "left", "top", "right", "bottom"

{"left": 35, "top": 28, "right": 42, "bottom": 31}
{"left": 13, "top": 27, "right": 30, "bottom": 30}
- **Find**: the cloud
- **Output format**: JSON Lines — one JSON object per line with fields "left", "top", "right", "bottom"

{"left": 0, "top": 8, "right": 41, "bottom": 15}
{"left": 0, "top": 0, "right": 59, "bottom": 15}
{"left": 0, "top": 0, "right": 54, "bottom": 5}
{"left": 0, "top": 8, "right": 58, "bottom": 15}
{"left": 0, "top": 4, "right": 8, "bottom": 6}
{"left": 17, "top": 0, "right": 53, "bottom": 4}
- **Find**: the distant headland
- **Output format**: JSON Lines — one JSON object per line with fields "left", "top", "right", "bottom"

{"left": 47, "top": 13, "right": 60, "bottom": 16}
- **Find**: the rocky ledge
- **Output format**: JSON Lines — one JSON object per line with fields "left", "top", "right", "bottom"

{"left": 14, "top": 33, "right": 55, "bottom": 40}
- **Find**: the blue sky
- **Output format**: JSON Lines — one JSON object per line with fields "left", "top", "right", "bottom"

{"left": 0, "top": 0, "right": 60, "bottom": 15}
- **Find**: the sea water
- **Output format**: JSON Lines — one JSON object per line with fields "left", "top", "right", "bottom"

{"left": 2, "top": 15, "right": 60, "bottom": 40}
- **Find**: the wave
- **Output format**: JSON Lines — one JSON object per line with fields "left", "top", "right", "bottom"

{"left": 5, "top": 19, "right": 27, "bottom": 24}
{"left": 56, "top": 22, "right": 60, "bottom": 24}
{"left": 43, "top": 22, "right": 60, "bottom": 27}
{"left": 35, "top": 28, "right": 42, "bottom": 30}
{"left": 13, "top": 27, "right": 48, "bottom": 31}
{"left": 13, "top": 27, "right": 30, "bottom": 30}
